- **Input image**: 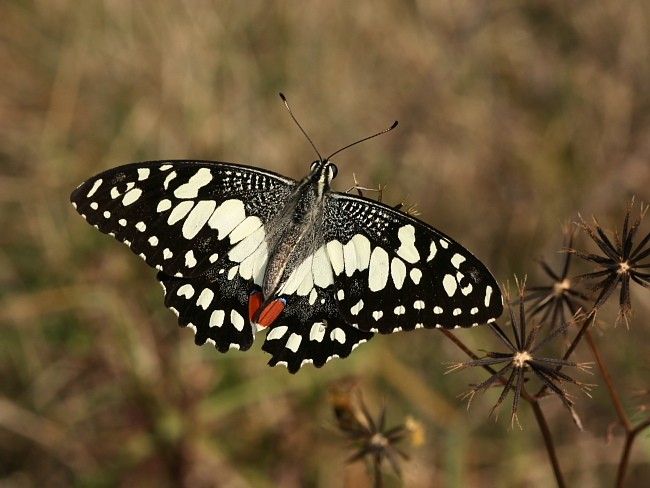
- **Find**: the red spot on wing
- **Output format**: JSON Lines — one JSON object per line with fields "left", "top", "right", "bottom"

{"left": 257, "top": 299, "right": 286, "bottom": 327}
{"left": 249, "top": 292, "right": 286, "bottom": 328}
{"left": 248, "top": 291, "right": 264, "bottom": 323}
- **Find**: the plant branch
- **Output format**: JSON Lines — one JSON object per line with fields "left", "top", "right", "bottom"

{"left": 531, "top": 401, "right": 566, "bottom": 488}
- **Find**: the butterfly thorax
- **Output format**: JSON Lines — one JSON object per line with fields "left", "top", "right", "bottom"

{"left": 260, "top": 160, "right": 336, "bottom": 302}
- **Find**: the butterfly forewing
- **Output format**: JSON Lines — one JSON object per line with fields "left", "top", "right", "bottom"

{"left": 70, "top": 161, "right": 295, "bottom": 278}
{"left": 323, "top": 193, "right": 502, "bottom": 332}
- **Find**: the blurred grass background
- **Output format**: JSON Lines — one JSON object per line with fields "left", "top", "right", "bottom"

{"left": 2, "top": 0, "right": 650, "bottom": 486}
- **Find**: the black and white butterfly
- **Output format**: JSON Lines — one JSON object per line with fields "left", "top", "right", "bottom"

{"left": 70, "top": 101, "right": 502, "bottom": 373}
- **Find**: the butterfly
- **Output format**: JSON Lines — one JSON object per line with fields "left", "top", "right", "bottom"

{"left": 70, "top": 95, "right": 502, "bottom": 373}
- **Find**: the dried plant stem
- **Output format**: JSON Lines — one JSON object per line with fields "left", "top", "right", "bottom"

{"left": 583, "top": 330, "right": 631, "bottom": 432}
{"left": 439, "top": 329, "right": 482, "bottom": 361}
{"left": 562, "top": 309, "right": 596, "bottom": 363}
{"left": 582, "top": 329, "right": 650, "bottom": 487}
{"left": 531, "top": 401, "right": 566, "bottom": 488}
{"left": 373, "top": 459, "right": 383, "bottom": 488}
{"left": 616, "top": 419, "right": 650, "bottom": 488}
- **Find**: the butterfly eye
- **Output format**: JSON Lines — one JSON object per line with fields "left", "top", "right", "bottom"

{"left": 328, "top": 162, "right": 338, "bottom": 179}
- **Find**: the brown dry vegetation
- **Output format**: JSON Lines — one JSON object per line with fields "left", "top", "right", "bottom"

{"left": 1, "top": 1, "right": 650, "bottom": 487}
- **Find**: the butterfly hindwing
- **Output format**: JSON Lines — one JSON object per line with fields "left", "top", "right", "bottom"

{"left": 157, "top": 268, "right": 257, "bottom": 352}
{"left": 323, "top": 193, "right": 503, "bottom": 333}
{"left": 262, "top": 289, "right": 374, "bottom": 373}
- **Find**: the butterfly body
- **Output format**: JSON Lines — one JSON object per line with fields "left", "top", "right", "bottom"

{"left": 71, "top": 156, "right": 502, "bottom": 372}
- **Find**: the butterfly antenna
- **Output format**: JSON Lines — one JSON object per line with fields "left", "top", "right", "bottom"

{"left": 326, "top": 120, "right": 398, "bottom": 161}
{"left": 280, "top": 93, "right": 323, "bottom": 161}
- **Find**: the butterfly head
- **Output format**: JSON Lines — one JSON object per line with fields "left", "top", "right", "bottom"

{"left": 310, "top": 159, "right": 338, "bottom": 185}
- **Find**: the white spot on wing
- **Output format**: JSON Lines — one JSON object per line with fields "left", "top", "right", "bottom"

{"left": 167, "top": 201, "right": 194, "bottom": 225}
{"left": 350, "top": 299, "right": 364, "bottom": 316}
{"left": 173, "top": 167, "right": 213, "bottom": 198}
{"left": 122, "top": 188, "right": 143, "bottom": 206}
{"left": 228, "top": 216, "right": 262, "bottom": 244}
{"left": 372, "top": 310, "right": 383, "bottom": 321}
{"left": 227, "top": 265, "right": 238, "bottom": 280}
{"left": 394, "top": 305, "right": 406, "bottom": 315}
{"left": 163, "top": 248, "right": 173, "bottom": 260}
{"left": 443, "top": 274, "right": 457, "bottom": 297}
{"left": 208, "top": 199, "right": 246, "bottom": 239}
{"left": 163, "top": 171, "right": 177, "bottom": 190}
{"left": 148, "top": 236, "right": 159, "bottom": 246}
{"left": 390, "top": 257, "right": 407, "bottom": 290}
{"left": 182, "top": 200, "right": 217, "bottom": 239}
{"left": 86, "top": 179, "right": 103, "bottom": 198}
{"left": 330, "top": 328, "right": 346, "bottom": 344}
{"left": 427, "top": 241, "right": 437, "bottom": 262}
{"left": 229, "top": 223, "right": 265, "bottom": 262}
{"left": 185, "top": 250, "right": 197, "bottom": 268}
{"left": 451, "top": 253, "right": 466, "bottom": 269}
{"left": 337, "top": 289, "right": 345, "bottom": 301}
{"left": 267, "top": 325, "right": 288, "bottom": 340}
{"left": 409, "top": 268, "right": 422, "bottom": 285}
{"left": 157, "top": 199, "right": 172, "bottom": 213}
{"left": 343, "top": 239, "right": 358, "bottom": 277}
{"left": 396, "top": 225, "right": 420, "bottom": 263}
{"left": 326, "top": 240, "right": 345, "bottom": 275}
{"left": 484, "top": 286, "right": 493, "bottom": 307}
{"left": 308, "top": 288, "right": 317, "bottom": 305}
{"left": 196, "top": 288, "right": 214, "bottom": 310}
{"left": 231, "top": 310, "right": 244, "bottom": 331}
{"left": 209, "top": 310, "right": 225, "bottom": 327}
{"left": 311, "top": 245, "right": 334, "bottom": 288}
{"left": 238, "top": 240, "right": 268, "bottom": 285}
{"left": 279, "top": 258, "right": 311, "bottom": 295}
{"left": 351, "top": 234, "right": 371, "bottom": 271}
{"left": 286, "top": 333, "right": 302, "bottom": 352}
{"left": 413, "top": 300, "right": 425, "bottom": 310}
{"left": 177, "top": 284, "right": 195, "bottom": 298}
{"left": 368, "top": 246, "right": 389, "bottom": 292}
{"left": 461, "top": 283, "right": 473, "bottom": 296}
{"left": 137, "top": 168, "right": 150, "bottom": 181}
{"left": 434, "top": 306, "right": 443, "bottom": 314}
{"left": 309, "top": 322, "right": 326, "bottom": 342}
{"left": 297, "top": 270, "right": 313, "bottom": 296}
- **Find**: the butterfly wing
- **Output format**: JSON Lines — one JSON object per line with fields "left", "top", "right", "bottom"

{"left": 323, "top": 192, "right": 503, "bottom": 333}
{"left": 261, "top": 290, "right": 374, "bottom": 373}
{"left": 71, "top": 160, "right": 296, "bottom": 351}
